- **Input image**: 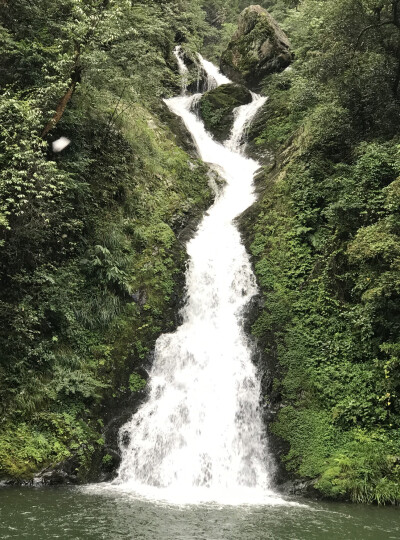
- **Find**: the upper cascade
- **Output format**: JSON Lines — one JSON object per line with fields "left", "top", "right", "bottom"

{"left": 174, "top": 46, "right": 189, "bottom": 94}
{"left": 173, "top": 46, "right": 231, "bottom": 94}
{"left": 220, "top": 5, "right": 292, "bottom": 89}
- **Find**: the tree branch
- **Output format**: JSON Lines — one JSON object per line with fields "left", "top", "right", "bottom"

{"left": 353, "top": 20, "right": 395, "bottom": 52}
{"left": 41, "top": 0, "right": 112, "bottom": 138}
{"left": 41, "top": 44, "right": 81, "bottom": 137}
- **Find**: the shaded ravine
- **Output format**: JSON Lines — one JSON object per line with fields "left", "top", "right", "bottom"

{"left": 90, "top": 50, "right": 285, "bottom": 506}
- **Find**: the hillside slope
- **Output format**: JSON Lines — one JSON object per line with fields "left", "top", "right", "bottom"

{"left": 0, "top": 0, "right": 214, "bottom": 482}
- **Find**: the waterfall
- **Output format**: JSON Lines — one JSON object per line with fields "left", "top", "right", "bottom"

{"left": 110, "top": 51, "right": 281, "bottom": 506}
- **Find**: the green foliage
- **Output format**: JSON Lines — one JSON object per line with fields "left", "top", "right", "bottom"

{"left": 128, "top": 373, "right": 147, "bottom": 393}
{"left": 273, "top": 407, "right": 340, "bottom": 478}
{"left": 102, "top": 453, "right": 113, "bottom": 465}
{"left": 0, "top": 0, "right": 213, "bottom": 480}
{"left": 243, "top": 0, "right": 400, "bottom": 504}
{"left": 0, "top": 412, "right": 99, "bottom": 480}
{"left": 249, "top": 139, "right": 400, "bottom": 503}
{"left": 316, "top": 429, "right": 400, "bottom": 504}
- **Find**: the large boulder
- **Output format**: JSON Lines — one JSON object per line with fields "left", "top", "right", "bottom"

{"left": 220, "top": 5, "right": 292, "bottom": 89}
{"left": 198, "top": 83, "right": 252, "bottom": 142}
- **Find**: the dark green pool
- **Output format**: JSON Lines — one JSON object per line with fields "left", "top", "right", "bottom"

{"left": 0, "top": 486, "right": 399, "bottom": 539}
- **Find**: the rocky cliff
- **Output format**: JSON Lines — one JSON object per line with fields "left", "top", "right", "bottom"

{"left": 220, "top": 5, "right": 292, "bottom": 89}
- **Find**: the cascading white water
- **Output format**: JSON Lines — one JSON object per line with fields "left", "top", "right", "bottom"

{"left": 108, "top": 50, "right": 285, "bottom": 506}
{"left": 197, "top": 52, "right": 230, "bottom": 91}
{"left": 174, "top": 46, "right": 189, "bottom": 94}
{"left": 225, "top": 91, "right": 268, "bottom": 152}
{"left": 174, "top": 46, "right": 230, "bottom": 93}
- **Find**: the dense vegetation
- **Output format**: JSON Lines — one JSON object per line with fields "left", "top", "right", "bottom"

{"left": 240, "top": 0, "right": 400, "bottom": 504}
{"left": 1, "top": 0, "right": 400, "bottom": 505}
{"left": 0, "top": 0, "right": 215, "bottom": 480}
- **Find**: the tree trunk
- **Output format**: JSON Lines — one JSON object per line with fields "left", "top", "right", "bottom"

{"left": 393, "top": 51, "right": 400, "bottom": 97}
{"left": 42, "top": 45, "right": 81, "bottom": 138}
{"left": 41, "top": 0, "right": 111, "bottom": 138}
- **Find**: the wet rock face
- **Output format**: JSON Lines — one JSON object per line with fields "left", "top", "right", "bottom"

{"left": 198, "top": 83, "right": 252, "bottom": 142}
{"left": 220, "top": 5, "right": 292, "bottom": 89}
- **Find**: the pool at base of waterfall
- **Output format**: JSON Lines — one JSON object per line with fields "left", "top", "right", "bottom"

{"left": 0, "top": 486, "right": 399, "bottom": 539}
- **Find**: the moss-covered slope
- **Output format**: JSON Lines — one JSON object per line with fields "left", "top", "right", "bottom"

{"left": 238, "top": 0, "right": 400, "bottom": 504}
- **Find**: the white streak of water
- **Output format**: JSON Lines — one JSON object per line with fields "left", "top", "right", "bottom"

{"left": 174, "top": 46, "right": 189, "bottom": 95}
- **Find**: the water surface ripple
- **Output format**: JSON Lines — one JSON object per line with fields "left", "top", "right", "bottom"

{"left": 0, "top": 487, "right": 399, "bottom": 540}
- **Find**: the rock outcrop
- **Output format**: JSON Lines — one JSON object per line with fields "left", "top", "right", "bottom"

{"left": 198, "top": 83, "right": 252, "bottom": 142}
{"left": 220, "top": 5, "right": 292, "bottom": 89}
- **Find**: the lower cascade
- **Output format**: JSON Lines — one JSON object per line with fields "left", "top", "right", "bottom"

{"left": 109, "top": 52, "right": 281, "bottom": 505}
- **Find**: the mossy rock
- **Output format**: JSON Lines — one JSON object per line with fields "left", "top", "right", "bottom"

{"left": 220, "top": 5, "right": 292, "bottom": 89}
{"left": 198, "top": 83, "right": 252, "bottom": 142}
